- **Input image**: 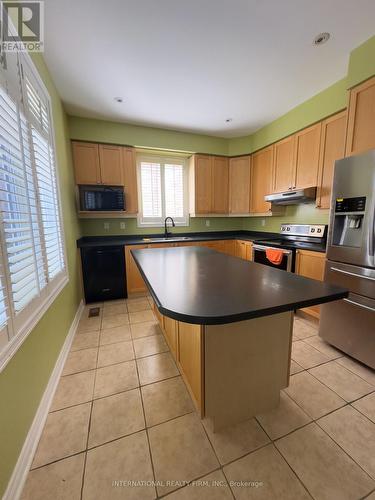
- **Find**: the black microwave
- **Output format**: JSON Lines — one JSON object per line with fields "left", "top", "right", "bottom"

{"left": 79, "top": 185, "right": 125, "bottom": 211}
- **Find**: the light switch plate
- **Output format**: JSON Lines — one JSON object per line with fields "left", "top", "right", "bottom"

{"left": 104, "top": 222, "right": 110, "bottom": 230}
{"left": 205, "top": 220, "right": 210, "bottom": 227}
{"left": 120, "top": 222, "right": 126, "bottom": 229}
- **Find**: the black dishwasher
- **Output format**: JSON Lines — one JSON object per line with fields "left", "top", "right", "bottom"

{"left": 81, "top": 246, "right": 127, "bottom": 303}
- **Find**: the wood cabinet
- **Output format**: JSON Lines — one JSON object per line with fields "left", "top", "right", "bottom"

{"left": 223, "top": 240, "right": 237, "bottom": 256}
{"left": 193, "top": 155, "right": 212, "bottom": 214}
{"left": 251, "top": 146, "right": 273, "bottom": 213}
{"left": 212, "top": 156, "right": 229, "bottom": 213}
{"left": 190, "top": 155, "right": 229, "bottom": 214}
{"left": 99, "top": 144, "right": 123, "bottom": 185}
{"left": 177, "top": 322, "right": 204, "bottom": 414}
{"left": 122, "top": 147, "right": 138, "bottom": 214}
{"left": 236, "top": 240, "right": 253, "bottom": 260}
{"left": 125, "top": 244, "right": 148, "bottom": 295}
{"left": 273, "top": 136, "right": 295, "bottom": 192}
{"left": 72, "top": 142, "right": 100, "bottom": 185}
{"left": 317, "top": 111, "right": 347, "bottom": 209}
{"left": 229, "top": 156, "right": 251, "bottom": 214}
{"left": 346, "top": 76, "right": 375, "bottom": 156}
{"left": 295, "top": 250, "right": 326, "bottom": 318}
{"left": 72, "top": 141, "right": 139, "bottom": 215}
{"left": 293, "top": 122, "right": 322, "bottom": 189}
{"left": 163, "top": 315, "right": 178, "bottom": 359}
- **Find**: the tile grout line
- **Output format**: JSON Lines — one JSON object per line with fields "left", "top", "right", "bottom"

{"left": 79, "top": 308, "right": 103, "bottom": 500}
{"left": 134, "top": 347, "right": 158, "bottom": 500}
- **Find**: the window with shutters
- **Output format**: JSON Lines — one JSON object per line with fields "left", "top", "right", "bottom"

{"left": 0, "top": 50, "right": 67, "bottom": 370}
{"left": 137, "top": 155, "right": 188, "bottom": 227}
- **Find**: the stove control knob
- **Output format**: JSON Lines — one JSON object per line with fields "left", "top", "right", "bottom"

{"left": 311, "top": 228, "right": 315, "bottom": 233}
{"left": 317, "top": 228, "right": 321, "bottom": 233}
{"left": 286, "top": 227, "right": 290, "bottom": 231}
{"left": 282, "top": 227, "right": 285, "bottom": 231}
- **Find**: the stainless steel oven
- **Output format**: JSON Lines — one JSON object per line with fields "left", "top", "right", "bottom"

{"left": 252, "top": 244, "right": 293, "bottom": 272}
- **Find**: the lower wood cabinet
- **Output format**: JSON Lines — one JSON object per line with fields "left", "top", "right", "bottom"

{"left": 163, "top": 315, "right": 178, "bottom": 358}
{"left": 125, "top": 244, "right": 148, "bottom": 295}
{"left": 236, "top": 240, "right": 253, "bottom": 260}
{"left": 177, "top": 322, "right": 204, "bottom": 415}
{"left": 295, "top": 250, "right": 326, "bottom": 319}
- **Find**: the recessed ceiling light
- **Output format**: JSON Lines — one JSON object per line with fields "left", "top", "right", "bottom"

{"left": 114, "top": 97, "right": 123, "bottom": 103}
{"left": 313, "top": 32, "right": 330, "bottom": 46}
{"left": 225, "top": 118, "right": 233, "bottom": 123}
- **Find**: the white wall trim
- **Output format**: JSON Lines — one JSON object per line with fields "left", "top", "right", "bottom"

{"left": 2, "top": 300, "right": 84, "bottom": 500}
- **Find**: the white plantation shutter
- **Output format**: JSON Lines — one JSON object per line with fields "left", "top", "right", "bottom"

{"left": 0, "top": 51, "right": 67, "bottom": 370}
{"left": 138, "top": 156, "right": 188, "bottom": 226}
{"left": 164, "top": 164, "right": 184, "bottom": 218}
{"left": 140, "top": 162, "right": 162, "bottom": 218}
{"left": 0, "top": 88, "right": 40, "bottom": 313}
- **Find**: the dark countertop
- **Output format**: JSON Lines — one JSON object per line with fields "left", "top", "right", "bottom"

{"left": 77, "top": 230, "right": 326, "bottom": 253}
{"left": 131, "top": 246, "right": 347, "bottom": 325}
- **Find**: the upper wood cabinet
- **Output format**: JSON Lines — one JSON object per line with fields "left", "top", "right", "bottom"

{"left": 72, "top": 142, "right": 100, "bottom": 185}
{"left": 212, "top": 156, "right": 229, "bottom": 213}
{"left": 98, "top": 144, "right": 123, "bottom": 185}
{"left": 250, "top": 146, "right": 273, "bottom": 213}
{"left": 293, "top": 122, "right": 322, "bottom": 189}
{"left": 272, "top": 136, "right": 295, "bottom": 192}
{"left": 194, "top": 155, "right": 212, "bottom": 214}
{"left": 316, "top": 111, "right": 347, "bottom": 209}
{"left": 229, "top": 156, "right": 251, "bottom": 214}
{"left": 122, "top": 147, "right": 138, "bottom": 214}
{"left": 346, "top": 76, "right": 375, "bottom": 156}
{"left": 72, "top": 141, "right": 139, "bottom": 214}
{"left": 190, "top": 155, "right": 229, "bottom": 214}
{"left": 73, "top": 141, "right": 124, "bottom": 186}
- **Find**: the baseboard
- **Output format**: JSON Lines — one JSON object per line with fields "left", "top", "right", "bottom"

{"left": 2, "top": 300, "right": 84, "bottom": 500}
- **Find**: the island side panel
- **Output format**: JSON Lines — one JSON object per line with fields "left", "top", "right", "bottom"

{"left": 204, "top": 311, "right": 293, "bottom": 431}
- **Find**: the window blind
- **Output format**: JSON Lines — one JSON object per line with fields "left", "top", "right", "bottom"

{"left": 164, "top": 163, "right": 184, "bottom": 218}
{"left": 0, "top": 50, "right": 67, "bottom": 370}
{"left": 138, "top": 156, "right": 188, "bottom": 227}
{"left": 140, "top": 162, "right": 162, "bottom": 218}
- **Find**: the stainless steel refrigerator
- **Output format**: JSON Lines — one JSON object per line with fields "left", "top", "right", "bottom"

{"left": 319, "top": 149, "right": 375, "bottom": 369}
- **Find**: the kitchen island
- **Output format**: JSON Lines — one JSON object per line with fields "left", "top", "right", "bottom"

{"left": 132, "top": 246, "right": 347, "bottom": 430}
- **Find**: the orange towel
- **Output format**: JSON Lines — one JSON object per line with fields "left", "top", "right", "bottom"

{"left": 266, "top": 248, "right": 284, "bottom": 265}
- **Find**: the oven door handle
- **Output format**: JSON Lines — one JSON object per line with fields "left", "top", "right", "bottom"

{"left": 253, "top": 245, "right": 292, "bottom": 254}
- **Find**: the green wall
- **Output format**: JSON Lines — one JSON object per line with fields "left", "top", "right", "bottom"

{"left": 68, "top": 116, "right": 229, "bottom": 156}
{"left": 347, "top": 35, "right": 375, "bottom": 89}
{"left": 0, "top": 55, "right": 82, "bottom": 496}
{"left": 80, "top": 217, "right": 243, "bottom": 237}
{"left": 228, "top": 79, "right": 348, "bottom": 156}
{"left": 242, "top": 205, "right": 330, "bottom": 233}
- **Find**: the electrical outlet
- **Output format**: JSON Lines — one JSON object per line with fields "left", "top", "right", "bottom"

{"left": 120, "top": 222, "right": 126, "bottom": 230}
{"left": 205, "top": 219, "right": 210, "bottom": 227}
{"left": 261, "top": 219, "right": 266, "bottom": 227}
{"left": 104, "top": 222, "right": 110, "bottom": 231}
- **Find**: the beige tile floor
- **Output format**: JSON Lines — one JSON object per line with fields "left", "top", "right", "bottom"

{"left": 20, "top": 301, "right": 375, "bottom": 500}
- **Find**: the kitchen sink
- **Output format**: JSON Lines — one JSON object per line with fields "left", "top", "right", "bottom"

{"left": 143, "top": 236, "right": 192, "bottom": 242}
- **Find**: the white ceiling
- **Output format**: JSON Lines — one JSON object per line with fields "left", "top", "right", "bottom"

{"left": 44, "top": 0, "right": 375, "bottom": 138}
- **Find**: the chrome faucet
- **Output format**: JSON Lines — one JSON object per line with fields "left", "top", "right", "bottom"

{"left": 164, "top": 217, "right": 175, "bottom": 238}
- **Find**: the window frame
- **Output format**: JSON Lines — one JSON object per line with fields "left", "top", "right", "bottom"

{"left": 137, "top": 154, "right": 189, "bottom": 228}
{"left": 0, "top": 48, "right": 68, "bottom": 372}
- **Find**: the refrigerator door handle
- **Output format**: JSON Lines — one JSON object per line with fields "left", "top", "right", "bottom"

{"left": 330, "top": 267, "right": 375, "bottom": 281}
{"left": 343, "top": 298, "right": 375, "bottom": 312}
{"left": 370, "top": 203, "right": 375, "bottom": 258}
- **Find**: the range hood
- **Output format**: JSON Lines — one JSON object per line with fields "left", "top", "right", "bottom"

{"left": 264, "top": 187, "right": 317, "bottom": 205}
